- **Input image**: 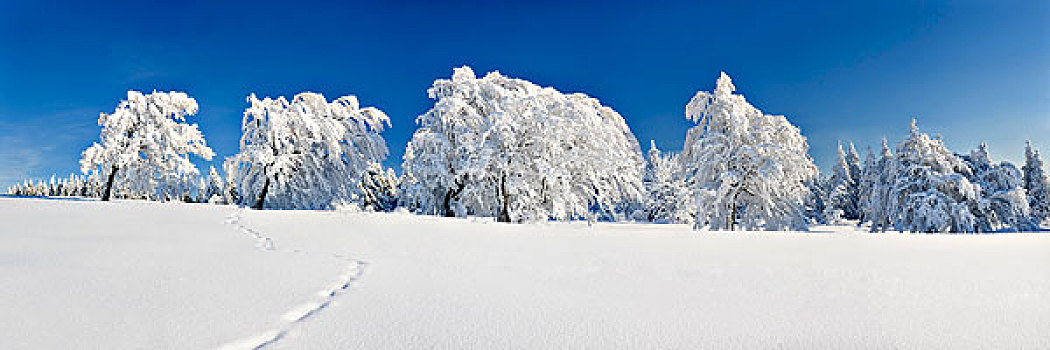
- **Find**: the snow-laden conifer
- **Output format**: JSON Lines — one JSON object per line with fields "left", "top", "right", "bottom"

{"left": 859, "top": 141, "right": 894, "bottom": 227}
{"left": 358, "top": 163, "right": 399, "bottom": 211}
{"left": 679, "top": 72, "right": 817, "bottom": 231}
{"left": 843, "top": 142, "right": 863, "bottom": 219}
{"left": 1023, "top": 141, "right": 1049, "bottom": 225}
{"left": 224, "top": 92, "right": 391, "bottom": 210}
{"left": 202, "top": 166, "right": 225, "bottom": 203}
{"left": 803, "top": 176, "right": 830, "bottom": 224}
{"left": 872, "top": 120, "right": 979, "bottom": 233}
{"left": 401, "top": 66, "right": 645, "bottom": 222}
{"left": 642, "top": 141, "right": 695, "bottom": 223}
{"left": 961, "top": 143, "right": 1035, "bottom": 231}
{"left": 825, "top": 142, "right": 860, "bottom": 222}
{"left": 7, "top": 173, "right": 106, "bottom": 198}
{"left": 79, "top": 91, "right": 214, "bottom": 201}
{"left": 845, "top": 143, "right": 863, "bottom": 188}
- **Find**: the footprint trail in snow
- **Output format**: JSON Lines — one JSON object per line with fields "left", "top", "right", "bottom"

{"left": 219, "top": 208, "right": 368, "bottom": 350}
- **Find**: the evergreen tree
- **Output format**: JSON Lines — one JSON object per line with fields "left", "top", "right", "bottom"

{"left": 803, "top": 176, "right": 830, "bottom": 224}
{"left": 872, "top": 120, "right": 979, "bottom": 233}
{"left": 358, "top": 163, "right": 399, "bottom": 212}
{"left": 642, "top": 141, "right": 695, "bottom": 224}
{"left": 962, "top": 143, "right": 1034, "bottom": 231}
{"left": 1023, "top": 141, "right": 1050, "bottom": 225}
{"left": 826, "top": 142, "right": 861, "bottom": 221}
{"left": 203, "top": 166, "right": 225, "bottom": 203}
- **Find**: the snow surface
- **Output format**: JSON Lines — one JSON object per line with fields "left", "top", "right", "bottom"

{"left": 1, "top": 197, "right": 1048, "bottom": 349}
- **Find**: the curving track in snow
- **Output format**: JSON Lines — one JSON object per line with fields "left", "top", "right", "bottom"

{"left": 218, "top": 208, "right": 368, "bottom": 350}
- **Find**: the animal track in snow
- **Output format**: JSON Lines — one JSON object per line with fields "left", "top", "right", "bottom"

{"left": 218, "top": 208, "right": 367, "bottom": 350}
{"left": 224, "top": 210, "right": 275, "bottom": 251}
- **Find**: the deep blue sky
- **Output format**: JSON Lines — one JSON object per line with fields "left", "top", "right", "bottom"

{"left": 1, "top": 0, "right": 1047, "bottom": 187}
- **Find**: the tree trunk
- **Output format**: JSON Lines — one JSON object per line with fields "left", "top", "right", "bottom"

{"left": 498, "top": 175, "right": 511, "bottom": 223}
{"left": 443, "top": 189, "right": 456, "bottom": 217}
{"left": 101, "top": 165, "right": 118, "bottom": 202}
{"left": 443, "top": 182, "right": 466, "bottom": 217}
{"left": 729, "top": 202, "right": 736, "bottom": 231}
{"left": 253, "top": 177, "right": 270, "bottom": 210}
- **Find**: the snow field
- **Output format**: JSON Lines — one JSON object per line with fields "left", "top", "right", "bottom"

{"left": 0, "top": 198, "right": 342, "bottom": 349}
{"left": 246, "top": 209, "right": 1050, "bottom": 349}
{"left": 1, "top": 197, "right": 1048, "bottom": 349}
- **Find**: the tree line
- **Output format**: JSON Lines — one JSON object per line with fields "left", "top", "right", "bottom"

{"left": 6, "top": 67, "right": 1049, "bottom": 232}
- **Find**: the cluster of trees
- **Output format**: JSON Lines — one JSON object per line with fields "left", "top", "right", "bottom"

{"left": 6, "top": 169, "right": 226, "bottom": 203}
{"left": 6, "top": 67, "right": 1048, "bottom": 232}
{"left": 6, "top": 174, "right": 105, "bottom": 198}
{"left": 803, "top": 122, "right": 1050, "bottom": 232}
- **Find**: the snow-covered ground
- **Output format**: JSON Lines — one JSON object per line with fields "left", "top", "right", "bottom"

{"left": 1, "top": 197, "right": 1048, "bottom": 349}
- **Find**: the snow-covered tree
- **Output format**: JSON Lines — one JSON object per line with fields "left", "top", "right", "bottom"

{"left": 961, "top": 143, "right": 1034, "bottom": 231}
{"left": 224, "top": 92, "right": 392, "bottom": 210}
{"left": 6, "top": 173, "right": 103, "bottom": 198}
{"left": 825, "top": 142, "right": 862, "bottom": 222}
{"left": 79, "top": 91, "right": 214, "bottom": 201}
{"left": 223, "top": 171, "right": 240, "bottom": 206}
{"left": 401, "top": 66, "right": 645, "bottom": 223}
{"left": 845, "top": 143, "right": 863, "bottom": 188}
{"left": 843, "top": 142, "right": 863, "bottom": 218}
{"left": 858, "top": 141, "right": 894, "bottom": 227}
{"left": 678, "top": 72, "right": 818, "bottom": 231}
{"left": 202, "top": 166, "right": 225, "bottom": 203}
{"left": 1023, "top": 141, "right": 1049, "bottom": 225}
{"left": 870, "top": 120, "right": 980, "bottom": 233}
{"left": 641, "top": 141, "right": 695, "bottom": 224}
{"left": 803, "top": 176, "right": 830, "bottom": 224}
{"left": 358, "top": 162, "right": 399, "bottom": 211}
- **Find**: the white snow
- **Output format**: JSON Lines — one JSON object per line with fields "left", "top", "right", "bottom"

{"left": 0, "top": 198, "right": 341, "bottom": 349}
{"left": 1, "top": 197, "right": 1048, "bottom": 349}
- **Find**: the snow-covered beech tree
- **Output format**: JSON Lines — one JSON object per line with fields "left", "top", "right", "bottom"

{"left": 401, "top": 66, "right": 645, "bottom": 223}
{"left": 678, "top": 72, "right": 818, "bottom": 231}
{"left": 79, "top": 91, "right": 214, "bottom": 201}
{"left": 1023, "top": 141, "right": 1049, "bottom": 225}
{"left": 641, "top": 141, "right": 695, "bottom": 224}
{"left": 869, "top": 120, "right": 980, "bottom": 233}
{"left": 961, "top": 143, "right": 1035, "bottom": 231}
{"left": 224, "top": 92, "right": 392, "bottom": 210}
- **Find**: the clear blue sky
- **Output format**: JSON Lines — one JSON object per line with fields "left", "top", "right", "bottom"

{"left": 1, "top": 0, "right": 1047, "bottom": 187}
